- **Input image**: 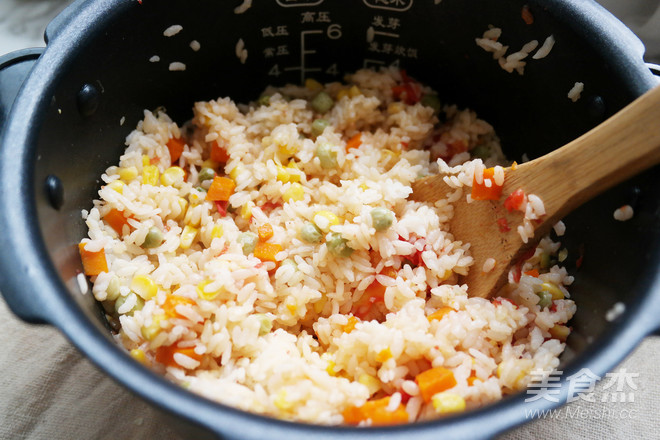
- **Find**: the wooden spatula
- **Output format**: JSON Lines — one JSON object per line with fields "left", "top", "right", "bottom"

{"left": 411, "top": 85, "right": 660, "bottom": 298}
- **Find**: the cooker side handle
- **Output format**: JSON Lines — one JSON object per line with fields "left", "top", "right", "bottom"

{"left": 0, "top": 48, "right": 50, "bottom": 324}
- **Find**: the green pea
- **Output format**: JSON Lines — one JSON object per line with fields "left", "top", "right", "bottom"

{"left": 327, "top": 232, "right": 354, "bottom": 257}
{"left": 370, "top": 207, "right": 395, "bottom": 231}
{"left": 258, "top": 95, "right": 270, "bottom": 106}
{"left": 198, "top": 167, "right": 216, "bottom": 182}
{"left": 315, "top": 143, "right": 338, "bottom": 169}
{"left": 195, "top": 186, "right": 207, "bottom": 193}
{"left": 142, "top": 227, "right": 163, "bottom": 248}
{"left": 238, "top": 232, "right": 258, "bottom": 255}
{"left": 106, "top": 276, "right": 121, "bottom": 301}
{"left": 311, "top": 91, "right": 334, "bottom": 113}
{"left": 471, "top": 144, "right": 492, "bottom": 160}
{"left": 280, "top": 258, "right": 298, "bottom": 269}
{"left": 255, "top": 314, "right": 273, "bottom": 336}
{"left": 300, "top": 222, "right": 323, "bottom": 243}
{"left": 421, "top": 94, "right": 441, "bottom": 113}
{"left": 536, "top": 291, "right": 553, "bottom": 309}
{"left": 114, "top": 293, "right": 144, "bottom": 315}
{"left": 311, "top": 118, "right": 329, "bottom": 137}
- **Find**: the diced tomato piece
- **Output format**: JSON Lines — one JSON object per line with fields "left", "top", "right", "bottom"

{"left": 210, "top": 140, "right": 230, "bottom": 163}
{"left": 504, "top": 188, "right": 525, "bottom": 212}
{"left": 497, "top": 217, "right": 510, "bottom": 232}
{"left": 472, "top": 168, "right": 504, "bottom": 201}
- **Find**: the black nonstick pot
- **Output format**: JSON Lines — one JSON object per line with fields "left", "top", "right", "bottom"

{"left": 1, "top": 0, "right": 659, "bottom": 439}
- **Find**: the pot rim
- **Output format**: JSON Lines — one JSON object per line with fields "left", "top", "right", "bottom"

{"left": 1, "top": 0, "right": 659, "bottom": 438}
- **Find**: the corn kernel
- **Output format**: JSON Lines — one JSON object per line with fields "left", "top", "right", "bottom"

{"left": 240, "top": 201, "right": 255, "bottom": 220}
{"left": 283, "top": 183, "right": 304, "bottom": 203}
{"left": 196, "top": 280, "right": 224, "bottom": 301}
{"left": 107, "top": 180, "right": 125, "bottom": 194}
{"left": 276, "top": 165, "right": 291, "bottom": 183}
{"left": 388, "top": 102, "right": 404, "bottom": 114}
{"left": 278, "top": 142, "right": 299, "bottom": 155}
{"left": 358, "top": 373, "right": 381, "bottom": 396}
{"left": 118, "top": 166, "right": 138, "bottom": 182}
{"left": 141, "top": 315, "right": 164, "bottom": 341}
{"left": 202, "top": 159, "right": 219, "bottom": 170}
{"left": 286, "top": 161, "right": 302, "bottom": 182}
{"left": 312, "top": 296, "right": 326, "bottom": 314}
{"left": 337, "top": 89, "right": 349, "bottom": 101}
{"left": 313, "top": 210, "right": 339, "bottom": 233}
{"left": 176, "top": 197, "right": 188, "bottom": 219}
{"left": 211, "top": 224, "right": 224, "bottom": 240}
{"left": 541, "top": 282, "right": 564, "bottom": 300}
{"left": 305, "top": 78, "right": 323, "bottom": 91}
{"left": 359, "top": 183, "right": 369, "bottom": 191}
{"left": 142, "top": 155, "right": 151, "bottom": 166}
{"left": 229, "top": 164, "right": 245, "bottom": 181}
{"left": 348, "top": 85, "right": 361, "bottom": 97}
{"left": 142, "top": 165, "right": 160, "bottom": 185}
{"left": 131, "top": 275, "right": 158, "bottom": 300}
{"left": 180, "top": 225, "right": 198, "bottom": 249}
{"left": 325, "top": 359, "right": 337, "bottom": 376}
{"left": 376, "top": 347, "right": 392, "bottom": 362}
{"left": 432, "top": 392, "right": 466, "bottom": 414}
{"left": 161, "top": 166, "right": 185, "bottom": 186}
{"left": 129, "top": 348, "right": 147, "bottom": 364}
{"left": 549, "top": 324, "right": 570, "bottom": 341}
{"left": 274, "top": 389, "right": 294, "bottom": 410}
{"left": 286, "top": 303, "right": 297, "bottom": 314}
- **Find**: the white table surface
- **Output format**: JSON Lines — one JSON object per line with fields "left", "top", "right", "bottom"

{"left": 1, "top": 1, "right": 659, "bottom": 439}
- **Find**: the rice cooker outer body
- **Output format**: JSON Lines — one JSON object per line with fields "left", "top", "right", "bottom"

{"left": 1, "top": 0, "right": 659, "bottom": 439}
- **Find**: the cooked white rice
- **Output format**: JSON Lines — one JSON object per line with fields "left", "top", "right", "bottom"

{"left": 568, "top": 82, "right": 584, "bottom": 102}
{"left": 80, "top": 68, "right": 576, "bottom": 425}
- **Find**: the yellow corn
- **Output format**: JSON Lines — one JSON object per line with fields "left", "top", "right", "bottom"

{"left": 276, "top": 165, "right": 291, "bottom": 183}
{"left": 541, "top": 282, "right": 564, "bottom": 300}
{"left": 286, "top": 161, "right": 302, "bottom": 182}
{"left": 337, "top": 89, "right": 349, "bottom": 101}
{"left": 180, "top": 225, "right": 198, "bottom": 249}
{"left": 107, "top": 180, "right": 125, "bottom": 194}
{"left": 131, "top": 275, "right": 158, "bottom": 300}
{"left": 305, "top": 78, "right": 323, "bottom": 91}
{"left": 348, "top": 85, "right": 361, "bottom": 97}
{"left": 196, "top": 280, "right": 224, "bottom": 301}
{"left": 358, "top": 374, "right": 381, "bottom": 396}
{"left": 129, "top": 348, "right": 147, "bottom": 364}
{"left": 286, "top": 303, "right": 298, "bottom": 314}
{"left": 388, "top": 102, "right": 404, "bottom": 114}
{"left": 142, "top": 165, "right": 160, "bottom": 185}
{"left": 118, "top": 166, "right": 138, "bottom": 182}
{"left": 325, "top": 359, "right": 337, "bottom": 376}
{"left": 376, "top": 348, "right": 392, "bottom": 362}
{"left": 359, "top": 183, "right": 369, "bottom": 191}
{"left": 313, "top": 296, "right": 327, "bottom": 314}
{"left": 141, "top": 315, "right": 164, "bottom": 341}
{"left": 176, "top": 197, "right": 188, "bottom": 219}
{"left": 274, "top": 389, "right": 294, "bottom": 411}
{"left": 283, "top": 183, "right": 304, "bottom": 203}
{"left": 229, "top": 164, "right": 245, "bottom": 181}
{"left": 240, "top": 201, "right": 255, "bottom": 220}
{"left": 549, "top": 324, "right": 570, "bottom": 341}
{"left": 161, "top": 166, "right": 185, "bottom": 186}
{"left": 202, "top": 159, "right": 219, "bottom": 170}
{"left": 142, "top": 155, "right": 151, "bottom": 167}
{"left": 313, "top": 210, "right": 339, "bottom": 233}
{"left": 432, "top": 393, "right": 466, "bottom": 414}
{"left": 211, "top": 224, "right": 224, "bottom": 240}
{"left": 278, "top": 142, "right": 299, "bottom": 156}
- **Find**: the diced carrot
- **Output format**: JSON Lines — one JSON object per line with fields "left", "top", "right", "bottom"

{"left": 427, "top": 306, "right": 454, "bottom": 322}
{"left": 166, "top": 137, "right": 185, "bottom": 163}
{"left": 415, "top": 367, "right": 457, "bottom": 403}
{"left": 343, "top": 315, "right": 359, "bottom": 333}
{"left": 342, "top": 396, "right": 409, "bottom": 426}
{"left": 104, "top": 208, "right": 132, "bottom": 235}
{"left": 257, "top": 223, "right": 274, "bottom": 242}
{"left": 376, "top": 348, "right": 392, "bottom": 362}
{"left": 521, "top": 5, "right": 534, "bottom": 25}
{"left": 467, "top": 374, "right": 479, "bottom": 386}
{"left": 162, "top": 295, "right": 196, "bottom": 319}
{"left": 254, "top": 242, "right": 282, "bottom": 263}
{"left": 352, "top": 267, "right": 398, "bottom": 319}
{"left": 206, "top": 176, "right": 236, "bottom": 201}
{"left": 155, "top": 344, "right": 202, "bottom": 369}
{"left": 524, "top": 269, "right": 540, "bottom": 278}
{"left": 78, "top": 242, "right": 108, "bottom": 276}
{"left": 210, "top": 140, "right": 230, "bottom": 164}
{"left": 504, "top": 188, "right": 525, "bottom": 212}
{"left": 471, "top": 167, "right": 504, "bottom": 201}
{"left": 346, "top": 133, "right": 362, "bottom": 150}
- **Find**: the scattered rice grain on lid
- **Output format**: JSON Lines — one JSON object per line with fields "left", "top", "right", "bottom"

{"left": 613, "top": 205, "right": 634, "bottom": 221}
{"left": 163, "top": 25, "right": 183, "bottom": 37}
